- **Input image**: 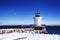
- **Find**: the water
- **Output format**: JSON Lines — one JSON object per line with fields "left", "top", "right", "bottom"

{"left": 46, "top": 26, "right": 60, "bottom": 34}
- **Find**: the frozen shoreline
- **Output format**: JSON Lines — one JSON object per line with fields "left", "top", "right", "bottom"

{"left": 0, "top": 32, "right": 60, "bottom": 40}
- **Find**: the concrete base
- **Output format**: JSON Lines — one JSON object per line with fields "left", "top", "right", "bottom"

{"left": 34, "top": 26, "right": 48, "bottom": 34}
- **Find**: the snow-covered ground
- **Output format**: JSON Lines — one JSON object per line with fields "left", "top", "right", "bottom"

{"left": 0, "top": 32, "right": 60, "bottom": 40}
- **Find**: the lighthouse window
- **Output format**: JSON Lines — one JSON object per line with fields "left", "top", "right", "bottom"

{"left": 35, "top": 13, "right": 40, "bottom": 17}
{"left": 35, "top": 15, "right": 40, "bottom": 17}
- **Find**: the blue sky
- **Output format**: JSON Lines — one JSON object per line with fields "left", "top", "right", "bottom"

{"left": 0, "top": 0, "right": 60, "bottom": 25}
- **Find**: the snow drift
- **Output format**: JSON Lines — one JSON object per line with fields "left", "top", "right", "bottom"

{"left": 0, "top": 32, "right": 60, "bottom": 40}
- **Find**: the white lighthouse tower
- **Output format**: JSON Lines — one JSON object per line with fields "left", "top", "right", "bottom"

{"left": 34, "top": 11, "right": 42, "bottom": 27}
{"left": 33, "top": 11, "right": 47, "bottom": 34}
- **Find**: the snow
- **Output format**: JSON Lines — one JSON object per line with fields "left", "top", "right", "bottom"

{"left": 0, "top": 32, "right": 60, "bottom": 40}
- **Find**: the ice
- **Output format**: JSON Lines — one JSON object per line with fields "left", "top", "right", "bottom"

{"left": 0, "top": 32, "right": 60, "bottom": 40}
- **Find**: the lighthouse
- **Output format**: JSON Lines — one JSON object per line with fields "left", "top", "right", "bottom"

{"left": 34, "top": 10, "right": 42, "bottom": 27}
{"left": 33, "top": 11, "right": 47, "bottom": 34}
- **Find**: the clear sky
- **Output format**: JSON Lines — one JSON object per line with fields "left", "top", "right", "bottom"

{"left": 0, "top": 0, "right": 60, "bottom": 25}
